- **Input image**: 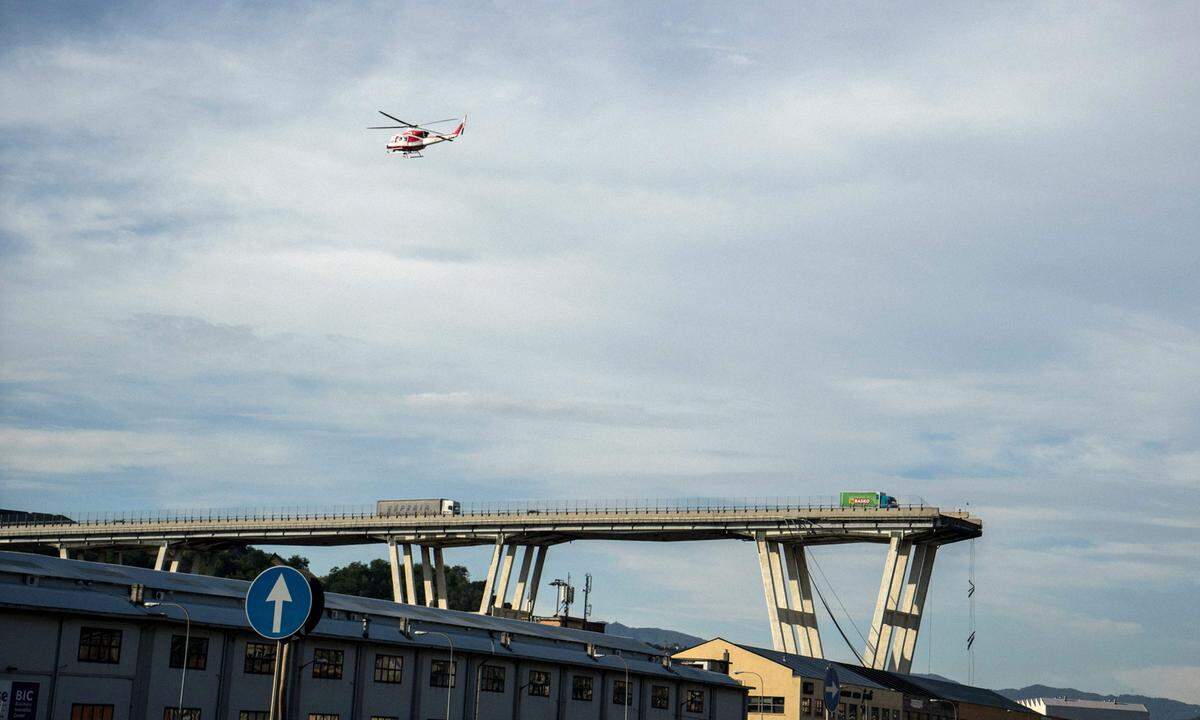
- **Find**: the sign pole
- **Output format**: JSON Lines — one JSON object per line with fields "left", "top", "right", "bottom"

{"left": 268, "top": 640, "right": 283, "bottom": 720}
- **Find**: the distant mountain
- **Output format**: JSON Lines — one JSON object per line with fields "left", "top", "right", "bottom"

{"left": 998, "top": 685, "right": 1200, "bottom": 720}
{"left": 0, "top": 508, "right": 73, "bottom": 524}
{"left": 604, "top": 622, "right": 704, "bottom": 652}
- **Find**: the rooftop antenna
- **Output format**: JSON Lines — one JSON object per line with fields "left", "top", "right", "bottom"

{"left": 583, "top": 573, "right": 593, "bottom": 620}
{"left": 549, "top": 574, "right": 574, "bottom": 616}
{"left": 967, "top": 538, "right": 977, "bottom": 684}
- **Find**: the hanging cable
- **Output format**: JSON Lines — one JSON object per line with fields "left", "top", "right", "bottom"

{"left": 809, "top": 568, "right": 866, "bottom": 665}
{"left": 808, "top": 550, "right": 869, "bottom": 646}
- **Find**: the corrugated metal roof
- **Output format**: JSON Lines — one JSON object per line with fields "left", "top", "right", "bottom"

{"left": 726, "top": 642, "right": 887, "bottom": 689}
{"left": 843, "top": 665, "right": 1030, "bottom": 712}
{"left": 0, "top": 551, "right": 737, "bottom": 686}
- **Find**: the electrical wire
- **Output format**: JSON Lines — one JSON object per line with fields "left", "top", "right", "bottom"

{"left": 808, "top": 550, "right": 869, "bottom": 646}
{"left": 809, "top": 570, "right": 866, "bottom": 665}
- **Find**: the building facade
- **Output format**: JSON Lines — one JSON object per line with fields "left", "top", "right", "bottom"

{"left": 0, "top": 552, "right": 746, "bottom": 720}
{"left": 674, "top": 639, "right": 904, "bottom": 720}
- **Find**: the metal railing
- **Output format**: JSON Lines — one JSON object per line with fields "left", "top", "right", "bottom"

{"left": 0, "top": 495, "right": 931, "bottom": 528}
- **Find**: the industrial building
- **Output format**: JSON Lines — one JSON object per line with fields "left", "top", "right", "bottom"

{"left": 0, "top": 551, "right": 746, "bottom": 720}
{"left": 1019, "top": 698, "right": 1150, "bottom": 720}
{"left": 673, "top": 639, "right": 1035, "bottom": 720}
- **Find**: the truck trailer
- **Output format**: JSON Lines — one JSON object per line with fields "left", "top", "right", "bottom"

{"left": 839, "top": 491, "right": 899, "bottom": 509}
{"left": 376, "top": 498, "right": 462, "bottom": 516}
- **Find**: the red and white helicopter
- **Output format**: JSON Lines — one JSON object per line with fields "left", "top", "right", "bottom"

{"left": 368, "top": 111, "right": 465, "bottom": 158}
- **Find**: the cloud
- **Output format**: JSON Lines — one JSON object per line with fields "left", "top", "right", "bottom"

{"left": 2, "top": 0, "right": 1199, "bottom": 697}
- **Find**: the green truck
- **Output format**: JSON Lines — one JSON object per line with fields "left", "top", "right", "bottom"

{"left": 839, "top": 491, "right": 899, "bottom": 508}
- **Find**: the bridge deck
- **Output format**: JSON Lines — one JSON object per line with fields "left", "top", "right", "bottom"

{"left": 0, "top": 506, "right": 981, "bottom": 551}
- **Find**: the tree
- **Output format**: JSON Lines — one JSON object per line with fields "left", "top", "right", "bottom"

{"left": 323, "top": 559, "right": 484, "bottom": 611}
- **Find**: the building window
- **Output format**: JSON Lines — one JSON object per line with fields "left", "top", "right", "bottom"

{"left": 430, "top": 659, "right": 456, "bottom": 687}
{"left": 312, "top": 649, "right": 343, "bottom": 679}
{"left": 850, "top": 705, "right": 858, "bottom": 720}
{"left": 864, "top": 691, "right": 874, "bottom": 701}
{"left": 528, "top": 670, "right": 551, "bottom": 697}
{"left": 163, "top": 708, "right": 201, "bottom": 720}
{"left": 749, "top": 697, "right": 786, "bottom": 714}
{"left": 851, "top": 692, "right": 862, "bottom": 700}
{"left": 873, "top": 708, "right": 880, "bottom": 720}
{"left": 374, "top": 654, "right": 403, "bottom": 684}
{"left": 170, "top": 636, "right": 208, "bottom": 670}
{"left": 244, "top": 643, "right": 276, "bottom": 674}
{"left": 71, "top": 706, "right": 114, "bottom": 720}
{"left": 803, "top": 698, "right": 813, "bottom": 715}
{"left": 370, "top": 717, "right": 397, "bottom": 720}
{"left": 307, "top": 715, "right": 339, "bottom": 720}
{"left": 804, "top": 681, "right": 816, "bottom": 695}
{"left": 78, "top": 627, "right": 122, "bottom": 664}
{"left": 613, "top": 680, "right": 631, "bottom": 706}
{"left": 651, "top": 686, "right": 670, "bottom": 709}
{"left": 572, "top": 675, "right": 594, "bottom": 701}
{"left": 480, "top": 665, "right": 505, "bottom": 693}
{"left": 815, "top": 699, "right": 825, "bottom": 715}
{"left": 238, "top": 713, "right": 268, "bottom": 720}
{"left": 686, "top": 689, "right": 705, "bottom": 713}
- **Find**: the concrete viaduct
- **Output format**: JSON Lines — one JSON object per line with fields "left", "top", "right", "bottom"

{"left": 0, "top": 500, "right": 981, "bottom": 673}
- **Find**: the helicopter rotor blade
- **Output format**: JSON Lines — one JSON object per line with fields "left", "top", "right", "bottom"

{"left": 367, "top": 125, "right": 407, "bottom": 129}
{"left": 378, "top": 111, "right": 418, "bottom": 127}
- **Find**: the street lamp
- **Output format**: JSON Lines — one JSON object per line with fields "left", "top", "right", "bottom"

{"left": 415, "top": 630, "right": 454, "bottom": 720}
{"left": 733, "top": 671, "right": 765, "bottom": 719}
{"left": 593, "top": 652, "right": 630, "bottom": 720}
{"left": 145, "top": 601, "right": 190, "bottom": 719}
{"left": 474, "top": 637, "right": 496, "bottom": 720}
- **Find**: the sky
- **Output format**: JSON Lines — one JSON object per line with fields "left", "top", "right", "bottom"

{"left": 1, "top": 0, "right": 1198, "bottom": 703}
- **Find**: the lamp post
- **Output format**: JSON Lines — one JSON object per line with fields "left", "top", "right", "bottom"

{"left": 145, "top": 601, "right": 191, "bottom": 719}
{"left": 416, "top": 630, "right": 454, "bottom": 720}
{"left": 474, "top": 637, "right": 496, "bottom": 720}
{"left": 594, "top": 653, "right": 630, "bottom": 720}
{"left": 733, "top": 670, "right": 765, "bottom": 719}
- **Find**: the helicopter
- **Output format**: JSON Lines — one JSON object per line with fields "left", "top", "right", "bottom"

{"left": 367, "top": 111, "right": 466, "bottom": 158}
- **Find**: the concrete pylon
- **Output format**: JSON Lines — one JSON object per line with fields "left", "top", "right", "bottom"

{"left": 154, "top": 543, "right": 170, "bottom": 571}
{"left": 433, "top": 547, "right": 449, "bottom": 610}
{"left": 863, "top": 535, "right": 912, "bottom": 669}
{"left": 525, "top": 546, "right": 548, "bottom": 613}
{"left": 511, "top": 546, "right": 536, "bottom": 612}
{"left": 492, "top": 543, "right": 518, "bottom": 610}
{"left": 387, "top": 539, "right": 404, "bottom": 603}
{"left": 756, "top": 534, "right": 790, "bottom": 652}
{"left": 888, "top": 544, "right": 937, "bottom": 673}
{"left": 402, "top": 544, "right": 417, "bottom": 605}
{"left": 783, "top": 544, "right": 823, "bottom": 657}
{"left": 478, "top": 538, "right": 505, "bottom": 614}
{"left": 420, "top": 546, "right": 436, "bottom": 607}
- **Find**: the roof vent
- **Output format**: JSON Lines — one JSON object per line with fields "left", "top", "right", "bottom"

{"left": 499, "top": 632, "right": 513, "bottom": 649}
{"left": 24, "top": 575, "right": 39, "bottom": 587}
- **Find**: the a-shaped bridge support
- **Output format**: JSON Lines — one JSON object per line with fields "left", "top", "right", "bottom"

{"left": 756, "top": 535, "right": 824, "bottom": 657}
{"left": 478, "top": 540, "right": 548, "bottom": 615}
{"left": 386, "top": 539, "right": 452, "bottom": 607}
{"left": 862, "top": 536, "right": 937, "bottom": 671}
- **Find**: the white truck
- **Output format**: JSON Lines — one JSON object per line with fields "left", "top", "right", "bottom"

{"left": 376, "top": 498, "right": 461, "bottom": 516}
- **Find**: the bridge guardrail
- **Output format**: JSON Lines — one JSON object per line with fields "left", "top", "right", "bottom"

{"left": 0, "top": 495, "right": 932, "bottom": 529}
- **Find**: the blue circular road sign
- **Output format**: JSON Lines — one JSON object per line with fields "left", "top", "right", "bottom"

{"left": 824, "top": 665, "right": 841, "bottom": 719}
{"left": 245, "top": 566, "right": 315, "bottom": 640}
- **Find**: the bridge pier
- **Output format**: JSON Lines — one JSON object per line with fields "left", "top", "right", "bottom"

{"left": 887, "top": 543, "right": 936, "bottom": 673}
{"left": 756, "top": 536, "right": 825, "bottom": 656}
{"left": 433, "top": 547, "right": 449, "bottom": 609}
{"left": 478, "top": 539, "right": 505, "bottom": 614}
{"left": 864, "top": 535, "right": 913, "bottom": 669}
{"left": 476, "top": 541, "right": 549, "bottom": 616}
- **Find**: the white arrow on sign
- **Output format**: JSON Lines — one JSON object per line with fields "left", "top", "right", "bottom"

{"left": 266, "top": 574, "right": 293, "bottom": 633}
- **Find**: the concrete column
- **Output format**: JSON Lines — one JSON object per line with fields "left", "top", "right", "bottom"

{"left": 154, "top": 543, "right": 170, "bottom": 571}
{"left": 767, "top": 540, "right": 798, "bottom": 653}
{"left": 863, "top": 535, "right": 912, "bottom": 669}
{"left": 478, "top": 539, "right": 505, "bottom": 614}
{"left": 889, "top": 544, "right": 937, "bottom": 673}
{"left": 492, "top": 543, "right": 518, "bottom": 610}
{"left": 169, "top": 555, "right": 181, "bottom": 573}
{"left": 420, "top": 546, "right": 436, "bottom": 607}
{"left": 783, "top": 544, "right": 823, "bottom": 658}
{"left": 511, "top": 546, "right": 536, "bottom": 612}
{"left": 58, "top": 547, "right": 69, "bottom": 560}
{"left": 755, "top": 534, "right": 788, "bottom": 652}
{"left": 525, "top": 545, "right": 548, "bottom": 613}
{"left": 403, "top": 544, "right": 417, "bottom": 605}
{"left": 388, "top": 539, "right": 404, "bottom": 603}
{"left": 433, "top": 547, "right": 449, "bottom": 610}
